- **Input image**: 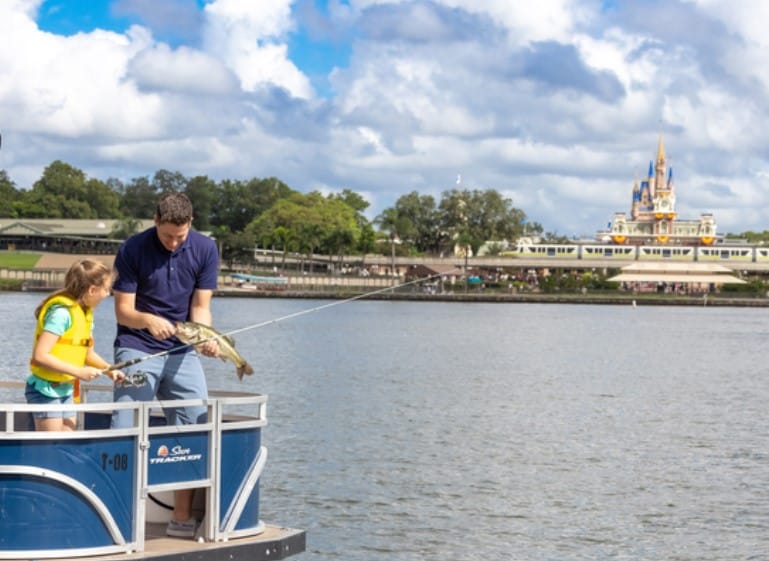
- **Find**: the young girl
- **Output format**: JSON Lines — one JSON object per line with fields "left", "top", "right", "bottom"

{"left": 26, "top": 259, "right": 124, "bottom": 431}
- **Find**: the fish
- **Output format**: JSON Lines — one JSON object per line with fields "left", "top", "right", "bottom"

{"left": 175, "top": 321, "right": 255, "bottom": 380}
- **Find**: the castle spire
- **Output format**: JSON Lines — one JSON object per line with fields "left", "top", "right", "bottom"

{"left": 653, "top": 132, "right": 666, "bottom": 197}
{"left": 656, "top": 132, "right": 666, "bottom": 164}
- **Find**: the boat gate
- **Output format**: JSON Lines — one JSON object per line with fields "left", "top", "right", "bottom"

{"left": 0, "top": 384, "right": 301, "bottom": 559}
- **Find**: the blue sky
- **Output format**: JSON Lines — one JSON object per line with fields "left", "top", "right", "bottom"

{"left": 4, "top": 0, "right": 769, "bottom": 236}
{"left": 35, "top": 0, "right": 351, "bottom": 88}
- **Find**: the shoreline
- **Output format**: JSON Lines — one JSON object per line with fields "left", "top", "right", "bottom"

{"left": 214, "top": 288, "right": 769, "bottom": 307}
{"left": 7, "top": 283, "right": 766, "bottom": 308}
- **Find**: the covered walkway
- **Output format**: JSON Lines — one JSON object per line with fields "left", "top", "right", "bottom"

{"left": 609, "top": 262, "right": 746, "bottom": 286}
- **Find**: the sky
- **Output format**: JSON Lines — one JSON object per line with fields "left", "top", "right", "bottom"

{"left": 3, "top": 0, "right": 769, "bottom": 237}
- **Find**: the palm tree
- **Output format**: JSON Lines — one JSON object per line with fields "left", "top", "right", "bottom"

{"left": 374, "top": 208, "right": 402, "bottom": 282}
{"left": 456, "top": 230, "right": 473, "bottom": 293}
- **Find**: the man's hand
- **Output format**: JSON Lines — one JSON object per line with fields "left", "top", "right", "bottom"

{"left": 146, "top": 316, "right": 176, "bottom": 340}
{"left": 197, "top": 338, "right": 220, "bottom": 358}
{"left": 105, "top": 369, "right": 126, "bottom": 383}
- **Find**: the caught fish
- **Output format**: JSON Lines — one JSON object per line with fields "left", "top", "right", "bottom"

{"left": 175, "top": 321, "right": 255, "bottom": 380}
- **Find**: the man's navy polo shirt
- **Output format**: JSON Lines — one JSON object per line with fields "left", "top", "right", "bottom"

{"left": 113, "top": 226, "right": 219, "bottom": 353}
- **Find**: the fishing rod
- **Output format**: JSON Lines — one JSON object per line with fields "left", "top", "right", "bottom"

{"left": 106, "top": 267, "right": 463, "bottom": 373}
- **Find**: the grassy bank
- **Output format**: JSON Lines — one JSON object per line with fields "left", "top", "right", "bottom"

{"left": 0, "top": 251, "right": 42, "bottom": 269}
{"left": 0, "top": 279, "right": 25, "bottom": 290}
{"left": 0, "top": 252, "right": 42, "bottom": 291}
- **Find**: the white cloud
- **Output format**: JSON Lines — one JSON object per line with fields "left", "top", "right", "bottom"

{"left": 348, "top": 0, "right": 584, "bottom": 44}
{"left": 129, "top": 44, "right": 239, "bottom": 95}
{"left": 447, "top": 0, "right": 585, "bottom": 44}
{"left": 686, "top": 0, "right": 769, "bottom": 47}
{"left": 0, "top": 9, "right": 161, "bottom": 139}
{"left": 685, "top": 0, "right": 769, "bottom": 102}
{"left": 205, "top": 0, "right": 294, "bottom": 37}
{"left": 98, "top": 136, "right": 238, "bottom": 170}
{"left": 202, "top": 0, "right": 313, "bottom": 98}
{"left": 5, "top": 0, "right": 41, "bottom": 19}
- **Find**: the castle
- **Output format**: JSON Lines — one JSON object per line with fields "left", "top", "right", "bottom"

{"left": 597, "top": 135, "right": 720, "bottom": 246}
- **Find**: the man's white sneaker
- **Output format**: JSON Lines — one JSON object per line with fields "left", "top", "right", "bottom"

{"left": 166, "top": 518, "right": 197, "bottom": 538}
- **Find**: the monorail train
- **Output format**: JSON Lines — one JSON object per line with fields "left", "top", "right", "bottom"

{"left": 504, "top": 244, "right": 769, "bottom": 263}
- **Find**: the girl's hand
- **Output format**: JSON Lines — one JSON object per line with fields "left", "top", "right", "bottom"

{"left": 77, "top": 366, "right": 104, "bottom": 381}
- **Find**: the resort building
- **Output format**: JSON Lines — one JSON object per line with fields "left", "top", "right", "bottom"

{"left": 596, "top": 135, "right": 721, "bottom": 246}
{"left": 0, "top": 218, "right": 157, "bottom": 253}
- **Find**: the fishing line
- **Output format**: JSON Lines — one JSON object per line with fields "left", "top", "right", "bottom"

{"left": 106, "top": 268, "right": 463, "bottom": 372}
{"left": 224, "top": 267, "right": 463, "bottom": 337}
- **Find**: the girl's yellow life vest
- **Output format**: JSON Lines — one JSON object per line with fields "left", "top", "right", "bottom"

{"left": 29, "top": 294, "right": 94, "bottom": 383}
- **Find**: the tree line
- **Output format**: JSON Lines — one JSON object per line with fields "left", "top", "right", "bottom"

{"left": 0, "top": 160, "right": 542, "bottom": 266}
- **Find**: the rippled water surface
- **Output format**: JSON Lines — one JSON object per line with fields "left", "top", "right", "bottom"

{"left": 2, "top": 293, "right": 769, "bottom": 560}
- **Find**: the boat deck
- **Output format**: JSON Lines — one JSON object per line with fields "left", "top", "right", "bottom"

{"left": 34, "top": 524, "right": 305, "bottom": 561}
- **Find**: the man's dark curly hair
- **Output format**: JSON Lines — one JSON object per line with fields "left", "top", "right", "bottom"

{"left": 155, "top": 193, "right": 193, "bottom": 226}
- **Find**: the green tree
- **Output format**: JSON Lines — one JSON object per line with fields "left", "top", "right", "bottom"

{"left": 84, "top": 178, "right": 121, "bottom": 217}
{"left": 540, "top": 231, "right": 571, "bottom": 243}
{"left": 329, "top": 189, "right": 376, "bottom": 254}
{"left": 456, "top": 230, "right": 473, "bottom": 291}
{"left": 152, "top": 169, "right": 187, "bottom": 195}
{"left": 393, "top": 191, "right": 440, "bottom": 253}
{"left": 217, "top": 229, "right": 257, "bottom": 269}
{"left": 357, "top": 222, "right": 377, "bottom": 254}
{"left": 734, "top": 230, "right": 769, "bottom": 244}
{"left": 330, "top": 189, "right": 369, "bottom": 214}
{"left": 523, "top": 219, "right": 544, "bottom": 237}
{"left": 0, "top": 170, "right": 20, "bottom": 217}
{"left": 374, "top": 207, "right": 410, "bottom": 275}
{"left": 21, "top": 160, "right": 103, "bottom": 218}
{"left": 249, "top": 177, "right": 294, "bottom": 215}
{"left": 438, "top": 188, "right": 525, "bottom": 255}
{"left": 374, "top": 207, "right": 410, "bottom": 246}
{"left": 296, "top": 222, "right": 323, "bottom": 272}
{"left": 118, "top": 176, "right": 158, "bottom": 218}
{"left": 270, "top": 225, "right": 295, "bottom": 271}
{"left": 211, "top": 178, "right": 294, "bottom": 233}
{"left": 110, "top": 217, "right": 144, "bottom": 239}
{"left": 248, "top": 192, "right": 362, "bottom": 269}
{"left": 185, "top": 175, "right": 217, "bottom": 231}
{"left": 211, "top": 180, "right": 244, "bottom": 232}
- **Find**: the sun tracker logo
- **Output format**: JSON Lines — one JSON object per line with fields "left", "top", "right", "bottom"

{"left": 150, "top": 444, "right": 202, "bottom": 464}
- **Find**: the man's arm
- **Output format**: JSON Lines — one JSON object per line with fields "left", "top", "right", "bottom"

{"left": 113, "top": 289, "right": 176, "bottom": 340}
{"left": 188, "top": 288, "right": 213, "bottom": 325}
{"left": 188, "top": 288, "right": 219, "bottom": 357}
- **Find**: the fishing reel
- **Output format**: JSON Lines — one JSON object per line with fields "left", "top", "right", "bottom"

{"left": 116, "top": 371, "right": 149, "bottom": 388}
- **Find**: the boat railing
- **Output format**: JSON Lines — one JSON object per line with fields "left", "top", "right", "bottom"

{"left": 0, "top": 381, "right": 269, "bottom": 559}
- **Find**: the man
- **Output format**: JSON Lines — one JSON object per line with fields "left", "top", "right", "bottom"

{"left": 111, "top": 192, "right": 220, "bottom": 538}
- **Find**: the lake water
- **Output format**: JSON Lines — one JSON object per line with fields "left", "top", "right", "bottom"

{"left": 2, "top": 293, "right": 769, "bottom": 560}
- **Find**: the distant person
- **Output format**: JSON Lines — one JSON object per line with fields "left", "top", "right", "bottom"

{"left": 26, "top": 259, "right": 124, "bottom": 431}
{"left": 110, "top": 192, "right": 220, "bottom": 538}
